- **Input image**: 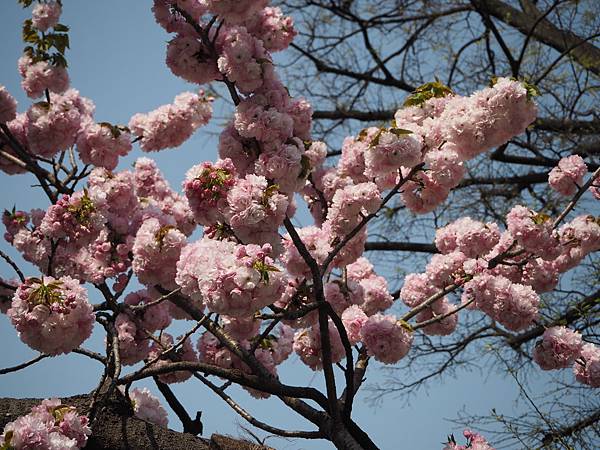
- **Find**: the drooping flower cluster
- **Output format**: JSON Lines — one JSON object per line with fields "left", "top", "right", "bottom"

{"left": 176, "top": 238, "right": 285, "bottom": 317}
{"left": 25, "top": 89, "right": 93, "bottom": 157}
{"left": 75, "top": 122, "right": 132, "bottom": 170}
{"left": 18, "top": 55, "right": 70, "bottom": 99}
{"left": 0, "top": 398, "right": 91, "bottom": 450}
{"left": 132, "top": 218, "right": 187, "bottom": 289}
{"left": 7, "top": 276, "right": 95, "bottom": 355}
{"left": 31, "top": 1, "right": 62, "bottom": 32}
{"left": 129, "top": 388, "right": 169, "bottom": 427}
{"left": 533, "top": 326, "right": 583, "bottom": 370}
{"left": 548, "top": 155, "right": 588, "bottom": 196}
{"left": 360, "top": 314, "right": 413, "bottom": 364}
{"left": 129, "top": 91, "right": 213, "bottom": 152}
{"left": 40, "top": 190, "right": 106, "bottom": 246}
{"left": 574, "top": 343, "right": 600, "bottom": 388}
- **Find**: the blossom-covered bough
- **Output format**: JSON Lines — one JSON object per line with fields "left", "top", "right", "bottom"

{"left": 1, "top": 1, "right": 599, "bottom": 449}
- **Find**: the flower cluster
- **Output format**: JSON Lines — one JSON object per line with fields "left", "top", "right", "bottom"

{"left": 548, "top": 155, "right": 588, "bottom": 196}
{"left": 129, "top": 91, "right": 213, "bottom": 152}
{"left": 7, "top": 276, "right": 95, "bottom": 355}
{"left": 129, "top": 388, "right": 169, "bottom": 427}
{"left": 25, "top": 89, "right": 93, "bottom": 157}
{"left": 76, "top": 122, "right": 132, "bottom": 170}
{"left": 0, "top": 399, "right": 90, "bottom": 450}
{"left": 0, "top": 85, "right": 17, "bottom": 123}
{"left": 444, "top": 429, "right": 495, "bottom": 450}
{"left": 533, "top": 326, "right": 583, "bottom": 370}
{"left": 176, "top": 238, "right": 285, "bottom": 317}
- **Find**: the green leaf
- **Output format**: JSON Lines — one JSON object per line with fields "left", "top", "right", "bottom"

{"left": 47, "top": 33, "right": 70, "bottom": 54}
{"left": 403, "top": 80, "right": 453, "bottom": 107}
{"left": 22, "top": 19, "right": 39, "bottom": 44}
{"left": 389, "top": 127, "right": 413, "bottom": 137}
{"left": 53, "top": 23, "right": 69, "bottom": 32}
{"left": 17, "top": 0, "right": 34, "bottom": 7}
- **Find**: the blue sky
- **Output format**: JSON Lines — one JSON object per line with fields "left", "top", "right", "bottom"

{"left": 0, "top": 2, "right": 566, "bottom": 449}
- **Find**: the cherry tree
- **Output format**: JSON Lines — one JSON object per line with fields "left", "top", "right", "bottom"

{"left": 0, "top": 1, "right": 599, "bottom": 449}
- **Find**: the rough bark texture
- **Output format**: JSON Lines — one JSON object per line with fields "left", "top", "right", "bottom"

{"left": 0, "top": 394, "right": 273, "bottom": 450}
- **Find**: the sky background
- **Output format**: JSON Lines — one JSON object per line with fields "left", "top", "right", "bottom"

{"left": 0, "top": 2, "right": 569, "bottom": 449}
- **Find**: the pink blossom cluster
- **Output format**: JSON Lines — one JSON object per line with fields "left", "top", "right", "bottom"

{"left": 444, "top": 429, "right": 495, "bottom": 450}
{"left": 435, "top": 217, "right": 501, "bottom": 257}
{"left": 114, "top": 289, "right": 173, "bottom": 365}
{"left": 129, "top": 388, "right": 169, "bottom": 427}
{"left": 76, "top": 122, "right": 132, "bottom": 170}
{"left": 574, "top": 343, "right": 600, "bottom": 387}
{"left": 533, "top": 326, "right": 583, "bottom": 370}
{"left": 40, "top": 190, "right": 107, "bottom": 246}
{"left": 176, "top": 237, "right": 284, "bottom": 317}
{"left": 8, "top": 276, "right": 94, "bottom": 355}
{"left": 217, "top": 26, "right": 272, "bottom": 94}
{"left": 360, "top": 313, "right": 413, "bottom": 364}
{"left": 0, "top": 398, "right": 91, "bottom": 450}
{"left": 132, "top": 218, "right": 187, "bottom": 289}
{"left": 0, "top": 85, "right": 17, "bottom": 123}
{"left": 462, "top": 274, "right": 539, "bottom": 331}
{"left": 392, "top": 78, "right": 537, "bottom": 213}
{"left": 198, "top": 324, "right": 293, "bottom": 397}
{"left": 18, "top": 55, "right": 70, "bottom": 99}
{"left": 293, "top": 321, "right": 345, "bottom": 370}
{"left": 554, "top": 215, "right": 600, "bottom": 272}
{"left": 346, "top": 257, "right": 394, "bottom": 316}
{"left": 548, "top": 155, "right": 587, "bottom": 196}
{"left": 25, "top": 89, "right": 94, "bottom": 158}
{"left": 204, "top": 0, "right": 268, "bottom": 24}
{"left": 183, "top": 158, "right": 236, "bottom": 225}
{"left": 31, "top": 1, "right": 62, "bottom": 32}
{"left": 152, "top": 0, "right": 208, "bottom": 36}
{"left": 132, "top": 158, "right": 196, "bottom": 235}
{"left": 325, "top": 182, "right": 380, "bottom": 236}
{"left": 506, "top": 205, "right": 559, "bottom": 258}
{"left": 242, "top": 7, "right": 297, "bottom": 52}
{"left": 129, "top": 91, "right": 213, "bottom": 152}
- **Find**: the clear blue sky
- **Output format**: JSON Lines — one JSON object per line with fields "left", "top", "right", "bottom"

{"left": 0, "top": 2, "right": 563, "bottom": 449}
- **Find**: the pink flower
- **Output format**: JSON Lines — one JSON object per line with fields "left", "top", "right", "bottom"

{"left": 242, "top": 7, "right": 297, "bottom": 52}
{"left": 26, "top": 89, "right": 92, "bottom": 157}
{"left": 32, "top": 1, "right": 62, "bottom": 32}
{"left": 176, "top": 238, "right": 284, "bottom": 317}
{"left": 341, "top": 305, "right": 368, "bottom": 345}
{"left": 76, "top": 122, "right": 132, "bottom": 170}
{"left": 132, "top": 218, "right": 187, "bottom": 289}
{"left": 574, "top": 343, "right": 600, "bottom": 387}
{"left": 506, "top": 205, "right": 559, "bottom": 259}
{"left": 533, "top": 326, "right": 583, "bottom": 370}
{"left": 129, "top": 388, "right": 169, "bottom": 427}
{"left": 166, "top": 34, "right": 220, "bottom": 84}
{"left": 204, "top": 0, "right": 268, "bottom": 24}
{"left": 129, "top": 91, "right": 213, "bottom": 152}
{"left": 0, "top": 85, "right": 17, "bottom": 123}
{"left": 363, "top": 129, "right": 423, "bottom": 178}
{"left": 18, "top": 55, "right": 70, "bottom": 99}
{"left": 462, "top": 274, "right": 539, "bottom": 331}
{"left": 293, "top": 321, "right": 345, "bottom": 371}
{"left": 435, "top": 217, "right": 500, "bottom": 257}
{"left": 183, "top": 158, "right": 236, "bottom": 226}
{"left": 548, "top": 155, "right": 588, "bottom": 196}
{"left": 361, "top": 313, "right": 413, "bottom": 364}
